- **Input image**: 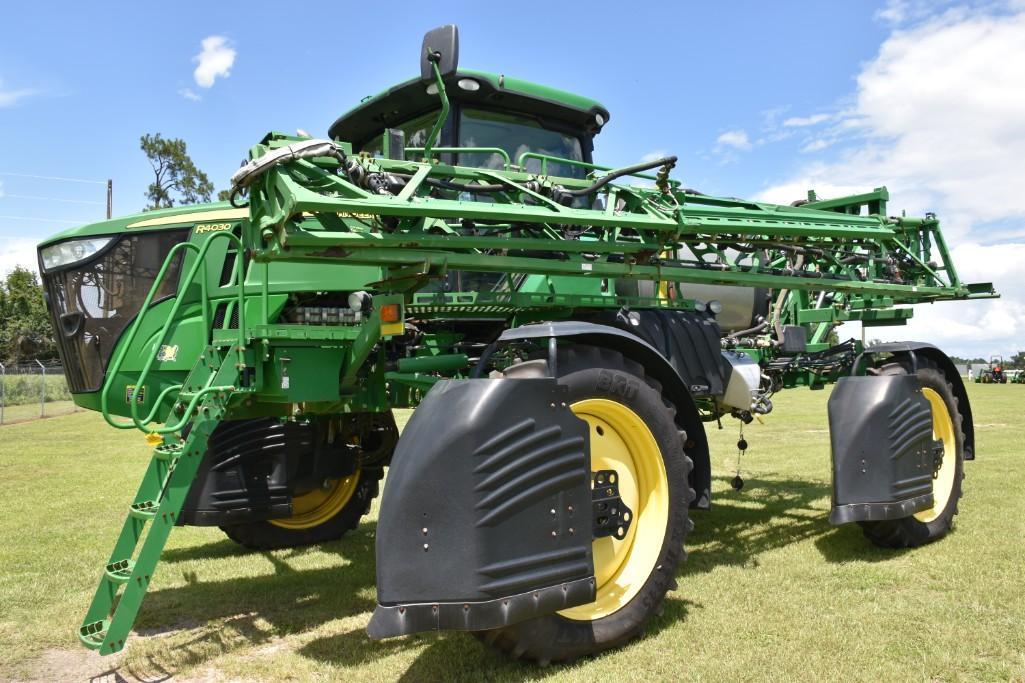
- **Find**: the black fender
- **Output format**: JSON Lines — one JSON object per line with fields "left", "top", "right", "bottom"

{"left": 860, "top": 341, "right": 976, "bottom": 460}
{"left": 827, "top": 373, "right": 937, "bottom": 524}
{"left": 499, "top": 320, "right": 713, "bottom": 508}
{"left": 367, "top": 377, "right": 595, "bottom": 639}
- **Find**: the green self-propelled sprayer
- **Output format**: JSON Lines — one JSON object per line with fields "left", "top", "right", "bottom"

{"left": 38, "top": 25, "right": 995, "bottom": 663}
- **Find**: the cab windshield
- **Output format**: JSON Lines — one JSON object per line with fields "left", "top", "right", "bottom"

{"left": 362, "top": 107, "right": 587, "bottom": 178}
{"left": 458, "top": 108, "right": 585, "bottom": 178}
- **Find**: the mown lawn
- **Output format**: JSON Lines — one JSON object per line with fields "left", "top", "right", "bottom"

{"left": 0, "top": 384, "right": 1022, "bottom": 681}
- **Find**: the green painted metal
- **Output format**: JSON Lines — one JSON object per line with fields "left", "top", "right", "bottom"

{"left": 80, "top": 356, "right": 236, "bottom": 655}
{"left": 329, "top": 68, "right": 608, "bottom": 141}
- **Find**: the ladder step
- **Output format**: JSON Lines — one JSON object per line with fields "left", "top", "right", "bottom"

{"left": 128, "top": 500, "right": 159, "bottom": 520}
{"left": 104, "top": 558, "right": 135, "bottom": 584}
{"left": 78, "top": 619, "right": 109, "bottom": 650}
{"left": 153, "top": 443, "right": 183, "bottom": 461}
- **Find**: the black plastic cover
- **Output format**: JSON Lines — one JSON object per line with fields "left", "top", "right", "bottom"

{"left": 498, "top": 319, "right": 715, "bottom": 509}
{"left": 861, "top": 341, "right": 975, "bottom": 460}
{"left": 574, "top": 310, "right": 725, "bottom": 397}
{"left": 368, "top": 378, "right": 594, "bottom": 638}
{"left": 180, "top": 418, "right": 357, "bottom": 526}
{"left": 781, "top": 325, "right": 808, "bottom": 354}
{"left": 827, "top": 375, "right": 937, "bottom": 525}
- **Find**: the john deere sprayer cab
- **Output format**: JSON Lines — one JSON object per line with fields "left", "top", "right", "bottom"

{"left": 39, "top": 26, "right": 994, "bottom": 663}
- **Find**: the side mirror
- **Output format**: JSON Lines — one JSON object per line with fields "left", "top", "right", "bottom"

{"left": 420, "top": 25, "right": 459, "bottom": 83}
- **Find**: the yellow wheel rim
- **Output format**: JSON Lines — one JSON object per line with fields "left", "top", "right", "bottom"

{"left": 914, "top": 388, "right": 957, "bottom": 523}
{"left": 558, "top": 399, "right": 670, "bottom": 621}
{"left": 269, "top": 473, "right": 360, "bottom": 530}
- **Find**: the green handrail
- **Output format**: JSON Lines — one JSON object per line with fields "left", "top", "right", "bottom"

{"left": 516, "top": 152, "right": 611, "bottom": 177}
{"left": 100, "top": 231, "right": 248, "bottom": 433}
{"left": 405, "top": 146, "right": 512, "bottom": 170}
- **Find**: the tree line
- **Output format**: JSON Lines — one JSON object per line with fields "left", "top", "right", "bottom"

{"left": 0, "top": 267, "right": 56, "bottom": 364}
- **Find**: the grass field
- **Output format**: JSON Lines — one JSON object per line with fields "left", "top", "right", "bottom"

{"left": 0, "top": 400, "right": 81, "bottom": 425}
{"left": 1, "top": 384, "right": 1023, "bottom": 681}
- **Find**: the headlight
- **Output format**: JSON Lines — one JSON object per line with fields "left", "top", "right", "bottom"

{"left": 40, "top": 237, "right": 114, "bottom": 271}
{"left": 708, "top": 300, "right": 724, "bottom": 315}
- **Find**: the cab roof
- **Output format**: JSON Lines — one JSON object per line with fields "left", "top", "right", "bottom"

{"left": 328, "top": 69, "right": 610, "bottom": 149}
{"left": 37, "top": 203, "right": 246, "bottom": 247}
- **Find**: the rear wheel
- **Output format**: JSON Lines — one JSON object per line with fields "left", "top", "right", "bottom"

{"left": 476, "top": 346, "right": 693, "bottom": 663}
{"left": 859, "top": 358, "right": 965, "bottom": 548}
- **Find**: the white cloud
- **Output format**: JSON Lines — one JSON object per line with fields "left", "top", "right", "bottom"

{"left": 849, "top": 242, "right": 1025, "bottom": 357}
{"left": 783, "top": 113, "right": 832, "bottom": 127}
{"left": 178, "top": 87, "right": 201, "bottom": 102}
{"left": 875, "top": 0, "right": 962, "bottom": 25}
{"left": 0, "top": 78, "right": 38, "bottom": 108}
{"left": 192, "top": 36, "right": 236, "bottom": 89}
{"left": 641, "top": 149, "right": 669, "bottom": 163}
{"left": 760, "top": 8, "right": 1025, "bottom": 235}
{"left": 716, "top": 130, "right": 751, "bottom": 151}
{"left": 0, "top": 238, "right": 40, "bottom": 277}
{"left": 800, "top": 138, "right": 836, "bottom": 153}
{"left": 758, "top": 4, "right": 1025, "bottom": 357}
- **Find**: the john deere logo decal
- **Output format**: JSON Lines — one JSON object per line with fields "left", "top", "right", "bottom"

{"left": 156, "top": 344, "right": 179, "bottom": 362}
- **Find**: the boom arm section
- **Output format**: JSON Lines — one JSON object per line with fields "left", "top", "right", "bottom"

{"left": 237, "top": 134, "right": 995, "bottom": 313}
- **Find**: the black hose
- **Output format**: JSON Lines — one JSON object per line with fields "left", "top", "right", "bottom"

{"left": 390, "top": 172, "right": 507, "bottom": 193}
{"left": 727, "top": 319, "right": 770, "bottom": 339}
{"left": 556, "top": 156, "right": 678, "bottom": 198}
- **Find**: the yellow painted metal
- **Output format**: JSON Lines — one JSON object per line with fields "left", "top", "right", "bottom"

{"left": 558, "top": 399, "right": 670, "bottom": 621}
{"left": 126, "top": 207, "right": 248, "bottom": 229}
{"left": 913, "top": 387, "right": 957, "bottom": 523}
{"left": 269, "top": 473, "right": 360, "bottom": 530}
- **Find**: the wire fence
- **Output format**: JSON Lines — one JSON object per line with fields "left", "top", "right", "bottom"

{"left": 0, "top": 360, "right": 81, "bottom": 425}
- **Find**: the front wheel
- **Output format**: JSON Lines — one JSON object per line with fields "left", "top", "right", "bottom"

{"left": 221, "top": 468, "right": 382, "bottom": 550}
{"left": 859, "top": 358, "right": 965, "bottom": 548}
{"left": 476, "top": 346, "right": 693, "bottom": 664}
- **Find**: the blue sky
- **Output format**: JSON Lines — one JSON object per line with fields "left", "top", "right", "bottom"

{"left": 3, "top": 0, "right": 1024, "bottom": 357}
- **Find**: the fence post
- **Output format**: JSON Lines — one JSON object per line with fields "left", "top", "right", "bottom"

{"left": 0, "top": 362, "right": 5, "bottom": 425}
{"left": 36, "top": 359, "right": 46, "bottom": 418}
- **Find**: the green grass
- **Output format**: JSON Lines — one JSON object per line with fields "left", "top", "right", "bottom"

{"left": 1, "top": 385, "right": 1023, "bottom": 681}
{"left": 0, "top": 400, "right": 81, "bottom": 425}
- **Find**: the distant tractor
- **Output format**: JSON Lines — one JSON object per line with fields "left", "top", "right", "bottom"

{"left": 976, "top": 356, "right": 1008, "bottom": 383}
{"left": 38, "top": 25, "right": 995, "bottom": 664}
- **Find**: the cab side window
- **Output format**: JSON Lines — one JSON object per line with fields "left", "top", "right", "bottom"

{"left": 360, "top": 111, "right": 439, "bottom": 157}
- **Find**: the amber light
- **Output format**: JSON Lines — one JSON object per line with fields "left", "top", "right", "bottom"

{"left": 380, "top": 304, "right": 401, "bottom": 323}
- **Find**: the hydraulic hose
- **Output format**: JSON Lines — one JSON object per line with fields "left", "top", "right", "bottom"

{"left": 555, "top": 156, "right": 678, "bottom": 198}
{"left": 390, "top": 172, "right": 508, "bottom": 193}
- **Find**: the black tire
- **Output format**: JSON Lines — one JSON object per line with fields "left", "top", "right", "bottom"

{"left": 981, "top": 372, "right": 992, "bottom": 384}
{"left": 475, "top": 345, "right": 693, "bottom": 664}
{"left": 221, "top": 467, "right": 382, "bottom": 550}
{"left": 859, "top": 357, "right": 965, "bottom": 548}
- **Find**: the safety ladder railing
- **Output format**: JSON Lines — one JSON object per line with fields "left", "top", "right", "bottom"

{"left": 79, "top": 359, "right": 238, "bottom": 654}
{"left": 99, "top": 230, "right": 252, "bottom": 434}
